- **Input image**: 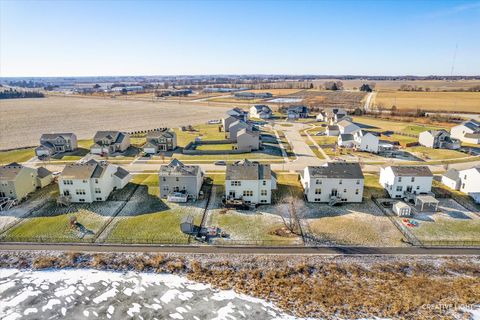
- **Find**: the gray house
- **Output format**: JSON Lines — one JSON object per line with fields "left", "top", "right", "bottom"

{"left": 35, "top": 133, "right": 77, "bottom": 157}
{"left": 143, "top": 129, "right": 177, "bottom": 154}
{"left": 222, "top": 116, "right": 240, "bottom": 132}
{"left": 287, "top": 105, "right": 308, "bottom": 119}
{"left": 91, "top": 131, "right": 131, "bottom": 155}
{"left": 418, "top": 130, "right": 461, "bottom": 150}
{"left": 228, "top": 120, "right": 252, "bottom": 140}
{"left": 237, "top": 128, "right": 260, "bottom": 151}
{"left": 159, "top": 159, "right": 203, "bottom": 202}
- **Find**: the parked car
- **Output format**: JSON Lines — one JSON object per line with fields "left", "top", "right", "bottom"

{"left": 214, "top": 161, "right": 226, "bottom": 165}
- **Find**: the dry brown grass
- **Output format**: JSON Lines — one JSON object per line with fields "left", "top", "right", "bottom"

{"left": 375, "top": 90, "right": 480, "bottom": 112}
{"left": 245, "top": 88, "right": 305, "bottom": 95}
{"left": 310, "top": 79, "right": 480, "bottom": 91}
{"left": 0, "top": 96, "right": 231, "bottom": 149}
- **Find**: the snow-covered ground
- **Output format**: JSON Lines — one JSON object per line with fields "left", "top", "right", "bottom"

{"left": 0, "top": 268, "right": 299, "bottom": 320}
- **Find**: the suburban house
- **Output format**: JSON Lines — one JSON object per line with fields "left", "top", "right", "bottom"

{"left": 227, "top": 107, "right": 249, "bottom": 122}
{"left": 58, "top": 159, "right": 131, "bottom": 203}
{"left": 441, "top": 166, "right": 480, "bottom": 203}
{"left": 228, "top": 120, "right": 252, "bottom": 140}
{"left": 287, "top": 105, "right": 308, "bottom": 119}
{"left": 316, "top": 111, "right": 327, "bottom": 122}
{"left": 325, "top": 108, "right": 348, "bottom": 124}
{"left": 249, "top": 105, "right": 272, "bottom": 119}
{"left": 418, "top": 130, "right": 461, "bottom": 149}
{"left": 222, "top": 116, "right": 240, "bottom": 132}
{"left": 91, "top": 131, "right": 131, "bottom": 155}
{"left": 353, "top": 130, "right": 380, "bottom": 153}
{"left": 143, "top": 129, "right": 177, "bottom": 154}
{"left": 0, "top": 163, "right": 53, "bottom": 200}
{"left": 301, "top": 162, "right": 364, "bottom": 204}
{"left": 237, "top": 128, "right": 260, "bottom": 151}
{"left": 337, "top": 120, "right": 361, "bottom": 135}
{"left": 326, "top": 125, "right": 340, "bottom": 136}
{"left": 35, "top": 133, "right": 78, "bottom": 157}
{"left": 225, "top": 159, "right": 277, "bottom": 205}
{"left": 450, "top": 119, "right": 480, "bottom": 144}
{"left": 379, "top": 166, "right": 433, "bottom": 198}
{"left": 159, "top": 159, "right": 203, "bottom": 202}
{"left": 337, "top": 134, "right": 355, "bottom": 147}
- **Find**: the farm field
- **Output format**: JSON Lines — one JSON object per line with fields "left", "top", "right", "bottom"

{"left": 310, "top": 79, "right": 480, "bottom": 91}
{"left": 352, "top": 116, "right": 448, "bottom": 134}
{"left": 374, "top": 91, "right": 480, "bottom": 112}
{"left": 0, "top": 96, "right": 231, "bottom": 150}
{"left": 244, "top": 88, "right": 305, "bottom": 95}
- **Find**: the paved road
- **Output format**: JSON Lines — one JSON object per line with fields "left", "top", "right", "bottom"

{"left": 1, "top": 242, "right": 479, "bottom": 255}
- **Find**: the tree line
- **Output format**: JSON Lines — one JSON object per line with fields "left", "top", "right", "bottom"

{"left": 0, "top": 88, "right": 45, "bottom": 99}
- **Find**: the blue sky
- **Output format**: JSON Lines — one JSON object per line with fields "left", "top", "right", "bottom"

{"left": 1, "top": 0, "right": 479, "bottom": 76}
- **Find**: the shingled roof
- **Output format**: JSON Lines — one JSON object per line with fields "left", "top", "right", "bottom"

{"left": 307, "top": 162, "right": 364, "bottom": 179}
{"left": 389, "top": 166, "right": 433, "bottom": 177}
{"left": 226, "top": 159, "right": 272, "bottom": 180}
{"left": 159, "top": 159, "right": 200, "bottom": 177}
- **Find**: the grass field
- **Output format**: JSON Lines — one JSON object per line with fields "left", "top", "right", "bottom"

{"left": 405, "top": 146, "right": 467, "bottom": 160}
{"left": 0, "top": 148, "right": 35, "bottom": 164}
{"left": 195, "top": 143, "right": 235, "bottom": 151}
{"left": 375, "top": 90, "right": 480, "bottom": 112}
{"left": 245, "top": 89, "right": 305, "bottom": 95}
{"left": 353, "top": 116, "right": 447, "bottom": 134}
{"left": 363, "top": 174, "right": 388, "bottom": 198}
{"left": 310, "top": 79, "right": 480, "bottom": 91}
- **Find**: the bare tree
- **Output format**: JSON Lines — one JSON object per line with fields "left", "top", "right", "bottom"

{"left": 275, "top": 191, "right": 307, "bottom": 235}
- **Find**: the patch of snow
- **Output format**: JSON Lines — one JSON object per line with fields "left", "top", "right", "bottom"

{"left": 127, "top": 303, "right": 141, "bottom": 317}
{"left": 107, "top": 306, "right": 114, "bottom": 314}
{"left": 169, "top": 313, "right": 184, "bottom": 319}
{"left": 23, "top": 308, "right": 38, "bottom": 315}
{"left": 93, "top": 288, "right": 118, "bottom": 304}
{"left": 42, "top": 298, "right": 61, "bottom": 311}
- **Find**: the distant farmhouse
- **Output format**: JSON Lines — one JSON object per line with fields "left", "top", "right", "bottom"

{"left": 234, "top": 92, "right": 273, "bottom": 100}
{"left": 287, "top": 105, "right": 308, "bottom": 119}
{"left": 419, "top": 130, "right": 461, "bottom": 149}
{"left": 301, "top": 162, "right": 364, "bottom": 205}
{"left": 143, "top": 129, "right": 177, "bottom": 154}
{"left": 379, "top": 166, "right": 433, "bottom": 199}
{"left": 91, "top": 131, "right": 131, "bottom": 155}
{"left": 35, "top": 133, "right": 77, "bottom": 157}
{"left": 249, "top": 105, "right": 272, "bottom": 119}
{"left": 58, "top": 159, "right": 131, "bottom": 203}
{"left": 225, "top": 159, "right": 277, "bottom": 205}
{"left": 0, "top": 163, "right": 52, "bottom": 200}
{"left": 450, "top": 119, "right": 480, "bottom": 144}
{"left": 159, "top": 159, "right": 203, "bottom": 202}
{"left": 442, "top": 166, "right": 480, "bottom": 203}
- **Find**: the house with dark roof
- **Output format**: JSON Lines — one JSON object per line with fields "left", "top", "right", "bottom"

{"left": 35, "top": 133, "right": 77, "bottom": 157}
{"left": 450, "top": 119, "right": 480, "bottom": 144}
{"left": 301, "top": 163, "right": 364, "bottom": 204}
{"left": 143, "top": 129, "right": 177, "bottom": 154}
{"left": 379, "top": 166, "right": 433, "bottom": 198}
{"left": 323, "top": 108, "right": 348, "bottom": 124}
{"left": 225, "top": 159, "right": 277, "bottom": 204}
{"left": 287, "top": 105, "right": 308, "bottom": 119}
{"left": 228, "top": 120, "right": 253, "bottom": 141}
{"left": 0, "top": 163, "right": 52, "bottom": 200}
{"left": 326, "top": 125, "right": 340, "bottom": 136}
{"left": 159, "top": 159, "right": 203, "bottom": 202}
{"left": 91, "top": 131, "right": 131, "bottom": 155}
{"left": 237, "top": 128, "right": 260, "bottom": 151}
{"left": 249, "top": 105, "right": 272, "bottom": 119}
{"left": 441, "top": 166, "right": 480, "bottom": 203}
{"left": 58, "top": 159, "right": 131, "bottom": 203}
{"left": 419, "top": 129, "right": 461, "bottom": 149}
{"left": 226, "top": 107, "right": 249, "bottom": 122}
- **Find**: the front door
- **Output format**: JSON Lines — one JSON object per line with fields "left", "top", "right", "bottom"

{"left": 229, "top": 191, "right": 236, "bottom": 198}
{"left": 406, "top": 186, "right": 412, "bottom": 193}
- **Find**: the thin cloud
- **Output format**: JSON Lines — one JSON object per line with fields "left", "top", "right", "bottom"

{"left": 424, "top": 1, "right": 480, "bottom": 18}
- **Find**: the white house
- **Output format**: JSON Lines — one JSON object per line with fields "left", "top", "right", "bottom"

{"left": 393, "top": 201, "right": 411, "bottom": 216}
{"left": 379, "top": 166, "right": 433, "bottom": 198}
{"left": 442, "top": 166, "right": 480, "bottom": 203}
{"left": 337, "top": 134, "right": 355, "bottom": 147}
{"left": 58, "top": 159, "right": 131, "bottom": 203}
{"left": 450, "top": 119, "right": 480, "bottom": 144}
{"left": 326, "top": 125, "right": 340, "bottom": 136}
{"left": 301, "top": 162, "right": 364, "bottom": 204}
{"left": 225, "top": 159, "right": 277, "bottom": 205}
{"left": 353, "top": 130, "right": 380, "bottom": 153}
{"left": 324, "top": 108, "right": 348, "bottom": 124}
{"left": 159, "top": 159, "right": 203, "bottom": 202}
{"left": 249, "top": 105, "right": 272, "bottom": 119}
{"left": 337, "top": 120, "right": 361, "bottom": 135}
{"left": 418, "top": 130, "right": 461, "bottom": 149}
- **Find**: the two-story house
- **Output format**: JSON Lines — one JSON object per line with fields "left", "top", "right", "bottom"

{"left": 379, "top": 166, "right": 433, "bottom": 198}
{"left": 91, "top": 131, "right": 131, "bottom": 155}
{"left": 287, "top": 105, "right": 308, "bottom": 119}
{"left": 419, "top": 130, "right": 461, "bottom": 149}
{"left": 143, "top": 129, "right": 177, "bottom": 154}
{"left": 58, "top": 159, "right": 131, "bottom": 203}
{"left": 450, "top": 119, "right": 480, "bottom": 144}
{"left": 159, "top": 159, "right": 203, "bottom": 202}
{"left": 35, "top": 133, "right": 78, "bottom": 157}
{"left": 0, "top": 163, "right": 52, "bottom": 201}
{"left": 225, "top": 159, "right": 277, "bottom": 205}
{"left": 441, "top": 166, "right": 480, "bottom": 203}
{"left": 249, "top": 105, "right": 272, "bottom": 119}
{"left": 301, "top": 162, "right": 364, "bottom": 205}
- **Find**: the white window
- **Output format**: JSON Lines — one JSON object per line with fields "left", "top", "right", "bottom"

{"left": 355, "top": 189, "right": 359, "bottom": 195}
{"left": 315, "top": 188, "right": 321, "bottom": 194}
{"left": 82, "top": 179, "right": 88, "bottom": 183}
{"left": 96, "top": 197, "right": 102, "bottom": 201}
{"left": 316, "top": 179, "right": 322, "bottom": 185}
{"left": 398, "top": 177, "right": 402, "bottom": 182}
{"left": 339, "top": 179, "right": 343, "bottom": 185}
{"left": 243, "top": 190, "right": 253, "bottom": 197}
{"left": 261, "top": 189, "right": 267, "bottom": 196}
{"left": 262, "top": 180, "right": 266, "bottom": 186}
{"left": 231, "top": 181, "right": 241, "bottom": 186}
{"left": 356, "top": 180, "right": 360, "bottom": 185}
{"left": 411, "top": 177, "right": 415, "bottom": 182}
{"left": 396, "top": 186, "right": 403, "bottom": 192}
{"left": 95, "top": 188, "right": 101, "bottom": 194}
{"left": 343, "top": 189, "right": 347, "bottom": 193}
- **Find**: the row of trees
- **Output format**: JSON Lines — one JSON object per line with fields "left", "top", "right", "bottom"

{"left": 0, "top": 89, "right": 45, "bottom": 99}
{"left": 398, "top": 84, "right": 431, "bottom": 92}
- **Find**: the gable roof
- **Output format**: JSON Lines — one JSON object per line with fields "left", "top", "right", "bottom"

{"left": 93, "top": 131, "right": 127, "bottom": 145}
{"left": 339, "top": 133, "right": 354, "bottom": 141}
{"left": 114, "top": 166, "right": 130, "bottom": 179}
{"left": 226, "top": 159, "right": 272, "bottom": 180}
{"left": 463, "top": 119, "right": 480, "bottom": 131}
{"left": 388, "top": 166, "right": 433, "bottom": 177}
{"left": 251, "top": 105, "right": 272, "bottom": 113}
{"left": 40, "top": 133, "right": 76, "bottom": 140}
{"left": 287, "top": 105, "right": 308, "bottom": 113}
{"left": 337, "top": 119, "right": 358, "bottom": 129}
{"left": 61, "top": 159, "right": 111, "bottom": 180}
{"left": 327, "top": 125, "right": 339, "bottom": 130}
{"left": 36, "top": 167, "right": 52, "bottom": 179}
{"left": 147, "top": 129, "right": 175, "bottom": 140}
{"left": 159, "top": 158, "right": 200, "bottom": 177}
{"left": 307, "top": 162, "right": 364, "bottom": 179}
{"left": 0, "top": 162, "right": 25, "bottom": 180}
{"left": 443, "top": 168, "right": 460, "bottom": 181}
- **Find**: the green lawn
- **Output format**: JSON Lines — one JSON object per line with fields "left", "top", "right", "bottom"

{"left": 405, "top": 146, "right": 467, "bottom": 160}
{"left": 363, "top": 174, "right": 387, "bottom": 198}
{"left": 0, "top": 148, "right": 35, "bottom": 164}
{"left": 352, "top": 116, "right": 445, "bottom": 134}
{"left": 174, "top": 124, "right": 225, "bottom": 148}
{"left": 196, "top": 143, "right": 236, "bottom": 151}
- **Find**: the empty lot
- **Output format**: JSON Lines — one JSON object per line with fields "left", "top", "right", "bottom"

{"left": 0, "top": 96, "right": 231, "bottom": 150}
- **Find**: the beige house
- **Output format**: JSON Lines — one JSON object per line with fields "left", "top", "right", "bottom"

{"left": 143, "top": 129, "right": 177, "bottom": 154}
{"left": 228, "top": 120, "right": 252, "bottom": 140}
{"left": 237, "top": 128, "right": 260, "bottom": 151}
{"left": 0, "top": 162, "right": 52, "bottom": 200}
{"left": 91, "top": 131, "right": 131, "bottom": 155}
{"left": 35, "top": 133, "right": 78, "bottom": 157}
